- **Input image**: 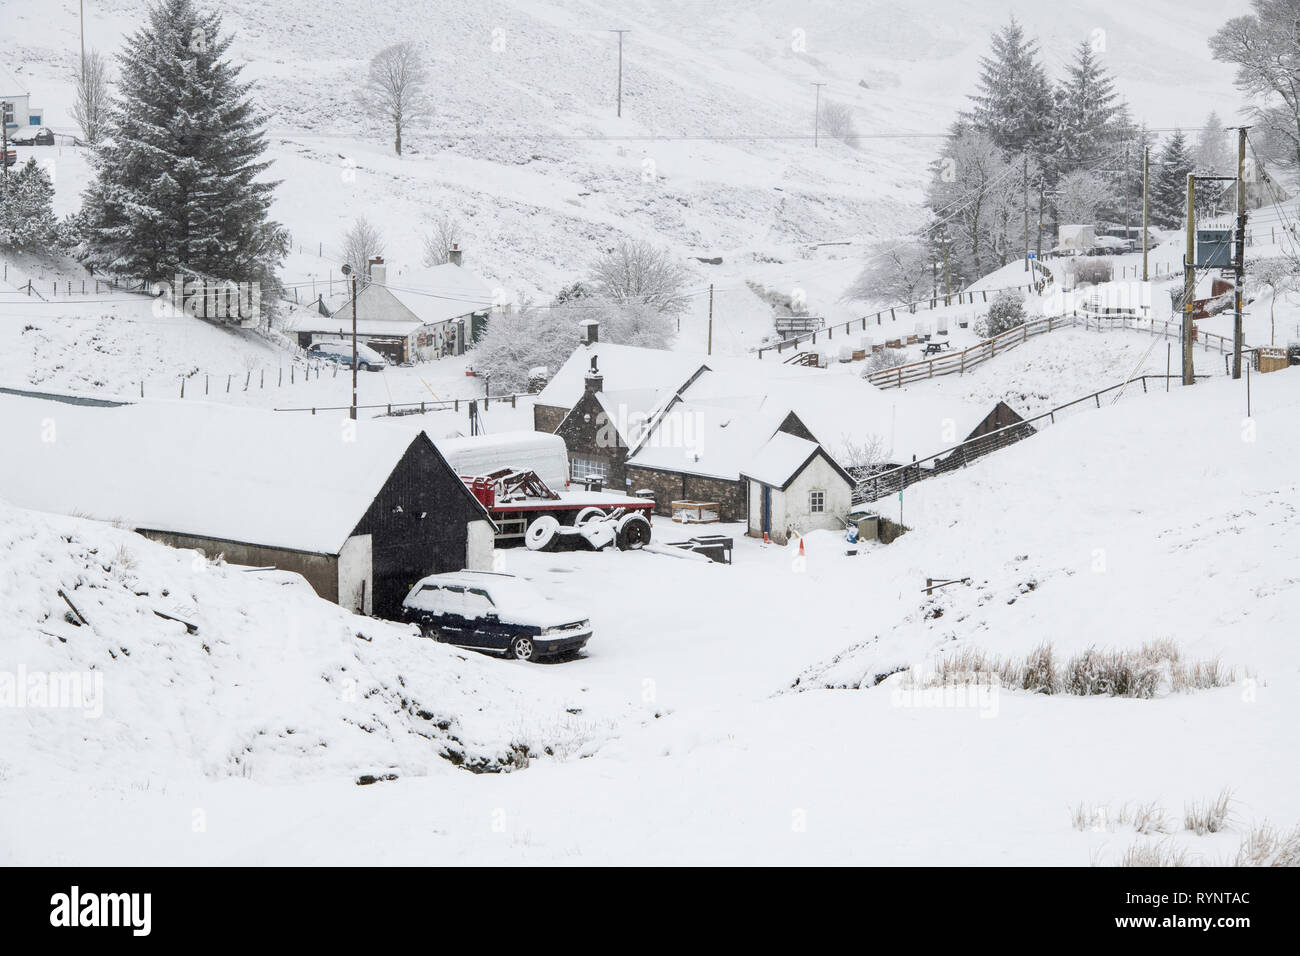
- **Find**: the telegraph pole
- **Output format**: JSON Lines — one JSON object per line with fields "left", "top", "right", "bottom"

{"left": 1232, "top": 126, "right": 1250, "bottom": 380}
{"left": 609, "top": 30, "right": 630, "bottom": 117}
{"left": 1023, "top": 153, "right": 1030, "bottom": 271}
{"left": 1183, "top": 174, "right": 1196, "bottom": 386}
{"left": 812, "top": 82, "right": 826, "bottom": 147}
{"left": 707, "top": 283, "right": 714, "bottom": 355}
{"left": 1142, "top": 146, "right": 1151, "bottom": 281}
{"left": 80, "top": 0, "right": 86, "bottom": 67}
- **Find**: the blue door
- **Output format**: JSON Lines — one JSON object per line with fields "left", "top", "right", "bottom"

{"left": 761, "top": 485, "right": 771, "bottom": 535}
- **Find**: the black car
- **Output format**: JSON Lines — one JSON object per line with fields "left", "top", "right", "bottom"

{"left": 400, "top": 571, "right": 592, "bottom": 662}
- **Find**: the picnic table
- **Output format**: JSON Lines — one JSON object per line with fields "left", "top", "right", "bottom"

{"left": 923, "top": 341, "right": 952, "bottom": 356}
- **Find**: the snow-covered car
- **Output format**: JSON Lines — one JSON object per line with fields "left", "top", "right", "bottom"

{"left": 8, "top": 127, "right": 53, "bottom": 146}
{"left": 308, "top": 339, "right": 388, "bottom": 371}
{"left": 400, "top": 571, "right": 592, "bottom": 662}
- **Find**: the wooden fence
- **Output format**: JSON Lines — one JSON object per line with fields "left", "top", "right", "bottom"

{"left": 756, "top": 264, "right": 1053, "bottom": 360}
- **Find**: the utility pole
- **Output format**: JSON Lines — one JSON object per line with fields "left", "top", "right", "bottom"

{"left": 707, "top": 283, "right": 714, "bottom": 355}
{"left": 1, "top": 115, "right": 7, "bottom": 181}
{"left": 80, "top": 0, "right": 86, "bottom": 68}
{"left": 1232, "top": 126, "right": 1249, "bottom": 380}
{"left": 1023, "top": 153, "right": 1030, "bottom": 271}
{"left": 609, "top": 30, "right": 629, "bottom": 117}
{"left": 1183, "top": 174, "right": 1196, "bottom": 386}
{"left": 812, "top": 82, "right": 826, "bottom": 147}
{"left": 1036, "top": 178, "right": 1044, "bottom": 263}
{"left": 1142, "top": 146, "right": 1150, "bottom": 281}
{"left": 1123, "top": 140, "right": 1131, "bottom": 242}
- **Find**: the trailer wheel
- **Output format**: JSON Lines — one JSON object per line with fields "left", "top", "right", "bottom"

{"left": 573, "top": 506, "right": 606, "bottom": 526}
{"left": 525, "top": 515, "right": 561, "bottom": 551}
{"left": 615, "top": 513, "right": 652, "bottom": 550}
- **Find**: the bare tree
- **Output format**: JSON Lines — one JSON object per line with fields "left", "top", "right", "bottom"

{"left": 589, "top": 239, "right": 690, "bottom": 314}
{"left": 341, "top": 216, "right": 385, "bottom": 280}
{"left": 365, "top": 42, "right": 430, "bottom": 156}
{"left": 1054, "top": 170, "right": 1110, "bottom": 226}
{"left": 421, "top": 213, "right": 464, "bottom": 266}
{"left": 1252, "top": 256, "right": 1296, "bottom": 344}
{"left": 819, "top": 100, "right": 857, "bottom": 146}
{"left": 1211, "top": 3, "right": 1300, "bottom": 171}
{"left": 845, "top": 241, "right": 932, "bottom": 311}
{"left": 72, "top": 51, "right": 110, "bottom": 145}
{"left": 926, "top": 129, "right": 1016, "bottom": 279}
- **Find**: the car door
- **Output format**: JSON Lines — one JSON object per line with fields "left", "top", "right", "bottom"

{"left": 435, "top": 586, "right": 476, "bottom": 646}
{"left": 464, "top": 588, "right": 509, "bottom": 651}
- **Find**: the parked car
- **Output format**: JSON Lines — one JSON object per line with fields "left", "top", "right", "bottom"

{"left": 8, "top": 127, "right": 53, "bottom": 146}
{"left": 401, "top": 571, "right": 592, "bottom": 662}
{"left": 307, "top": 339, "right": 388, "bottom": 371}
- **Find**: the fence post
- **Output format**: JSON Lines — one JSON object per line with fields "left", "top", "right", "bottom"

{"left": 205, "top": 375, "right": 209, "bottom": 395}
{"left": 227, "top": 374, "right": 232, "bottom": 393}
{"left": 180, "top": 378, "right": 185, "bottom": 398}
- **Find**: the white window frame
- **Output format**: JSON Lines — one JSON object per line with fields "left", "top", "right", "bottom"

{"left": 809, "top": 490, "right": 826, "bottom": 514}
{"left": 570, "top": 455, "right": 609, "bottom": 482}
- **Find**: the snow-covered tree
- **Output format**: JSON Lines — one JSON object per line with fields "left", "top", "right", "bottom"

{"left": 340, "top": 216, "right": 385, "bottom": 279}
{"left": 80, "top": 0, "right": 286, "bottom": 299}
{"left": 819, "top": 100, "right": 857, "bottom": 146}
{"left": 1252, "top": 256, "right": 1297, "bottom": 344}
{"left": 1054, "top": 40, "right": 1122, "bottom": 175}
{"left": 1055, "top": 170, "right": 1110, "bottom": 226}
{"left": 469, "top": 300, "right": 581, "bottom": 394}
{"left": 926, "top": 129, "right": 1018, "bottom": 279}
{"left": 421, "top": 212, "right": 464, "bottom": 266}
{"left": 365, "top": 42, "right": 430, "bottom": 156}
{"left": 0, "top": 158, "right": 57, "bottom": 249}
{"left": 1151, "top": 130, "right": 1194, "bottom": 228}
{"left": 1211, "top": 0, "right": 1300, "bottom": 171}
{"left": 967, "top": 17, "right": 1056, "bottom": 163}
{"left": 589, "top": 239, "right": 690, "bottom": 314}
{"left": 1195, "top": 112, "right": 1234, "bottom": 174}
{"left": 845, "top": 241, "right": 933, "bottom": 311}
{"left": 985, "top": 289, "right": 1026, "bottom": 335}
{"left": 71, "top": 50, "right": 110, "bottom": 146}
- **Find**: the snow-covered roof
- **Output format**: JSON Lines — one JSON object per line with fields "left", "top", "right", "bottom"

{"left": 534, "top": 342, "right": 709, "bottom": 410}
{"left": 375, "top": 262, "right": 495, "bottom": 326}
{"left": 740, "top": 433, "right": 824, "bottom": 489}
{"left": 432, "top": 431, "right": 569, "bottom": 490}
{"left": 0, "top": 395, "right": 447, "bottom": 555}
{"left": 281, "top": 315, "right": 426, "bottom": 337}
{"left": 626, "top": 400, "right": 792, "bottom": 481}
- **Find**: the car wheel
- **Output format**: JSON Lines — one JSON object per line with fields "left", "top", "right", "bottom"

{"left": 508, "top": 635, "right": 535, "bottom": 661}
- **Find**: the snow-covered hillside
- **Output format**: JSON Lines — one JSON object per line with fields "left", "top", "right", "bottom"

{"left": 6, "top": 0, "right": 1250, "bottom": 308}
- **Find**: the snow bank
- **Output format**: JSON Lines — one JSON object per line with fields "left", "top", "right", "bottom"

{"left": 0, "top": 499, "right": 624, "bottom": 786}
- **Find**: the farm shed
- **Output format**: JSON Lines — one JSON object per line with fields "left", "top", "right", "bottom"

{"left": 0, "top": 395, "right": 496, "bottom": 620}
{"left": 741, "top": 433, "right": 855, "bottom": 545}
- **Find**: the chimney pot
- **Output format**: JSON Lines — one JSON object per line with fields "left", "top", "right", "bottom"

{"left": 580, "top": 319, "right": 599, "bottom": 345}
{"left": 448, "top": 244, "right": 464, "bottom": 267}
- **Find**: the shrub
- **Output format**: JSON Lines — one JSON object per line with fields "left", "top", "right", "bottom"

{"left": 1074, "top": 257, "right": 1113, "bottom": 286}
{"left": 1231, "top": 822, "right": 1300, "bottom": 867}
{"left": 864, "top": 348, "right": 909, "bottom": 373}
{"left": 986, "top": 289, "right": 1026, "bottom": 335}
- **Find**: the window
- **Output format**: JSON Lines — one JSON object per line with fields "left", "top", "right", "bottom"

{"left": 809, "top": 490, "right": 825, "bottom": 514}
{"left": 1, "top": 102, "right": 12, "bottom": 126}
{"left": 570, "top": 456, "right": 609, "bottom": 481}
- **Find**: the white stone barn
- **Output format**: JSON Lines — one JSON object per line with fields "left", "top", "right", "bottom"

{"left": 741, "top": 433, "right": 854, "bottom": 545}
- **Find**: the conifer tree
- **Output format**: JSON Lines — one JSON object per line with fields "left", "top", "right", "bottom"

{"left": 80, "top": 0, "right": 286, "bottom": 306}
{"left": 1151, "top": 130, "right": 1194, "bottom": 228}
{"left": 0, "top": 158, "right": 57, "bottom": 249}
{"left": 967, "top": 17, "right": 1056, "bottom": 164}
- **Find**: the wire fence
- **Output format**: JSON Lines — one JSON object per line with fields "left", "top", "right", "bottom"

{"left": 851, "top": 373, "right": 1213, "bottom": 506}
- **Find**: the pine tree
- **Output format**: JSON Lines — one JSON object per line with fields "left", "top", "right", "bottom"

{"left": 0, "top": 158, "right": 57, "bottom": 249}
{"left": 1054, "top": 40, "right": 1121, "bottom": 174}
{"left": 81, "top": 0, "right": 286, "bottom": 303}
{"left": 1151, "top": 130, "right": 1194, "bottom": 229}
{"left": 967, "top": 17, "right": 1056, "bottom": 163}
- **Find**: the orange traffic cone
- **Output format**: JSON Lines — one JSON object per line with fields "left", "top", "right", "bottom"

{"left": 798, "top": 537, "right": 805, "bottom": 557}
{"left": 763, "top": 531, "right": 770, "bottom": 544}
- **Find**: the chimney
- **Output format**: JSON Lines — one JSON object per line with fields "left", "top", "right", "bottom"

{"left": 583, "top": 355, "right": 603, "bottom": 394}
{"left": 580, "top": 319, "right": 599, "bottom": 345}
{"left": 448, "top": 243, "right": 463, "bottom": 267}
{"left": 368, "top": 256, "right": 386, "bottom": 285}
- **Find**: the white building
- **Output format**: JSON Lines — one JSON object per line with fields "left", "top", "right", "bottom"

{"left": 0, "top": 66, "right": 44, "bottom": 134}
{"left": 741, "top": 433, "right": 854, "bottom": 544}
